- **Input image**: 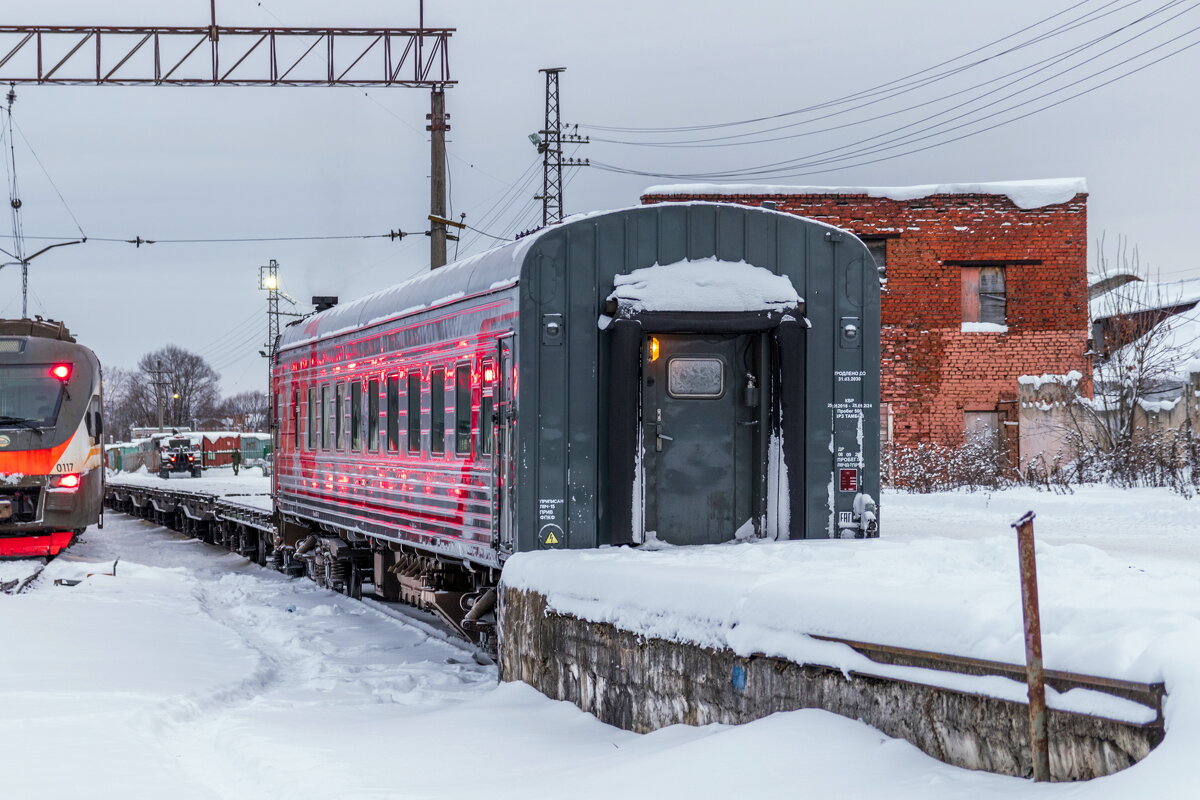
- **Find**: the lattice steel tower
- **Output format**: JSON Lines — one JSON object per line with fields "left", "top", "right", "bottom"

{"left": 535, "top": 68, "right": 588, "bottom": 226}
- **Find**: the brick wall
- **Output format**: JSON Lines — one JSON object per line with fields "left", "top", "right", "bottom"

{"left": 641, "top": 190, "right": 1091, "bottom": 448}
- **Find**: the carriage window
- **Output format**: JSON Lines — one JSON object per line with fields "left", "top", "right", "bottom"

{"left": 334, "top": 384, "right": 345, "bottom": 449}
{"left": 430, "top": 368, "right": 446, "bottom": 454}
{"left": 308, "top": 388, "right": 318, "bottom": 449}
{"left": 350, "top": 381, "right": 362, "bottom": 450}
{"left": 367, "top": 379, "right": 380, "bottom": 452}
{"left": 292, "top": 389, "right": 299, "bottom": 449}
{"left": 407, "top": 373, "right": 422, "bottom": 452}
{"left": 387, "top": 375, "right": 400, "bottom": 451}
{"left": 454, "top": 364, "right": 471, "bottom": 456}
{"left": 667, "top": 357, "right": 725, "bottom": 398}
{"left": 320, "top": 385, "right": 330, "bottom": 448}
{"left": 479, "top": 394, "right": 493, "bottom": 455}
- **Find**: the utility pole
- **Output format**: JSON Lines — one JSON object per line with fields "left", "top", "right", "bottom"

{"left": 428, "top": 88, "right": 450, "bottom": 268}
{"left": 534, "top": 68, "right": 588, "bottom": 227}
{"left": 0, "top": 84, "right": 84, "bottom": 317}
{"left": 148, "top": 360, "right": 170, "bottom": 432}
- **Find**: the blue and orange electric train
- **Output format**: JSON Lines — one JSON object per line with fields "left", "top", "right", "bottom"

{"left": 0, "top": 318, "right": 104, "bottom": 557}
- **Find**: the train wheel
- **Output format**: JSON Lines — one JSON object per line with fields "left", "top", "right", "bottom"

{"left": 346, "top": 563, "right": 363, "bottom": 600}
{"left": 255, "top": 533, "right": 269, "bottom": 568}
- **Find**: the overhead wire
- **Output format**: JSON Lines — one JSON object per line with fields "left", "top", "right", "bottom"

{"left": 689, "top": 0, "right": 1200, "bottom": 178}
{"left": 579, "top": 0, "right": 1111, "bottom": 135}
{"left": 195, "top": 309, "right": 265, "bottom": 361}
{"left": 591, "top": 3, "right": 1200, "bottom": 180}
{"left": 456, "top": 156, "right": 542, "bottom": 254}
{"left": 203, "top": 328, "right": 266, "bottom": 370}
{"left": 8, "top": 116, "right": 87, "bottom": 238}
{"left": 590, "top": 0, "right": 1183, "bottom": 150}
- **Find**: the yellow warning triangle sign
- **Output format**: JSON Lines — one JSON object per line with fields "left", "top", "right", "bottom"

{"left": 544, "top": 531, "right": 560, "bottom": 545}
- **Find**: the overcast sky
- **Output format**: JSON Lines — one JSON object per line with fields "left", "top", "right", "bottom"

{"left": 1, "top": 0, "right": 1196, "bottom": 395}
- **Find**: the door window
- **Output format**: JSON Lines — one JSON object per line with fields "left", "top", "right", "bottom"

{"left": 667, "top": 357, "right": 725, "bottom": 398}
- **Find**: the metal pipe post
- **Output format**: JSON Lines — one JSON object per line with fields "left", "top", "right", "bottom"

{"left": 1013, "top": 510, "right": 1051, "bottom": 781}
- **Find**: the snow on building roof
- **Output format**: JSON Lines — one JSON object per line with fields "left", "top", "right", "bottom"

{"left": 1089, "top": 277, "right": 1200, "bottom": 321}
{"left": 643, "top": 178, "right": 1087, "bottom": 211}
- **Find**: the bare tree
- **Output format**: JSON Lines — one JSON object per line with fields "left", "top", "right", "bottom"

{"left": 220, "top": 390, "right": 270, "bottom": 431}
{"left": 128, "top": 346, "right": 222, "bottom": 429}
{"left": 101, "top": 365, "right": 142, "bottom": 441}
{"left": 1065, "top": 234, "right": 1200, "bottom": 487}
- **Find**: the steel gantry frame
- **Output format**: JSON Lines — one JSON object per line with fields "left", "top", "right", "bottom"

{"left": 0, "top": 25, "right": 453, "bottom": 87}
{"left": 0, "top": 3, "right": 454, "bottom": 267}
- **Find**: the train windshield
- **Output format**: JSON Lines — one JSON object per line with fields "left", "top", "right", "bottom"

{"left": 0, "top": 365, "right": 66, "bottom": 428}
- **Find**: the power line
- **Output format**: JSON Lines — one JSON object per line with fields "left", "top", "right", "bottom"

{"left": 590, "top": 0, "right": 1187, "bottom": 150}
{"left": 6, "top": 114, "right": 87, "bottom": 238}
{"left": 697, "top": 1, "right": 1200, "bottom": 177}
{"left": 462, "top": 223, "right": 512, "bottom": 243}
{"left": 579, "top": 0, "right": 1110, "bottom": 135}
{"left": 592, "top": 7, "right": 1200, "bottom": 180}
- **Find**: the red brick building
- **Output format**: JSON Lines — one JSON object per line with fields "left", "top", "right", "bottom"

{"left": 642, "top": 180, "right": 1091, "bottom": 456}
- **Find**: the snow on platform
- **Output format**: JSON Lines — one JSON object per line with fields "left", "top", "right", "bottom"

{"left": 109, "top": 466, "right": 272, "bottom": 511}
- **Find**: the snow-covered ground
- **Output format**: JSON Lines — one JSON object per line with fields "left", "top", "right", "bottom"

{"left": 2, "top": 486, "right": 1197, "bottom": 798}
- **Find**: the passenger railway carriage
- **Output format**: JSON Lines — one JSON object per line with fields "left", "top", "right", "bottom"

{"left": 0, "top": 318, "right": 104, "bottom": 557}
{"left": 272, "top": 202, "right": 880, "bottom": 639}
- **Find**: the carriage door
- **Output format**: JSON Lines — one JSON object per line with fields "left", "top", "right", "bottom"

{"left": 494, "top": 336, "right": 517, "bottom": 551}
{"left": 642, "top": 333, "right": 758, "bottom": 545}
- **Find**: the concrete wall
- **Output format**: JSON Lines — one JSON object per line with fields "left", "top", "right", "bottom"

{"left": 500, "top": 586, "right": 1162, "bottom": 782}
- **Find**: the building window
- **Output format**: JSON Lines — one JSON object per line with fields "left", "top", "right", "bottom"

{"left": 430, "top": 367, "right": 446, "bottom": 454}
{"left": 962, "top": 266, "right": 1007, "bottom": 328}
{"left": 864, "top": 238, "right": 888, "bottom": 281}
{"left": 455, "top": 363, "right": 472, "bottom": 456}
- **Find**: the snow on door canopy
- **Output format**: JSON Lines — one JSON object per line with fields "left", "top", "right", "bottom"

{"left": 605, "top": 258, "right": 802, "bottom": 316}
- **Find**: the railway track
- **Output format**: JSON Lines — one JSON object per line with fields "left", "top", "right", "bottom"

{"left": 0, "top": 558, "right": 50, "bottom": 595}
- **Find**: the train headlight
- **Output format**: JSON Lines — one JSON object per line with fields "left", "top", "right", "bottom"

{"left": 647, "top": 337, "right": 661, "bottom": 362}
{"left": 50, "top": 363, "right": 72, "bottom": 381}
{"left": 50, "top": 473, "right": 81, "bottom": 490}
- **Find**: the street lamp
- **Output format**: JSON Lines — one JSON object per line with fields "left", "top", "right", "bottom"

{"left": 0, "top": 240, "right": 85, "bottom": 318}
